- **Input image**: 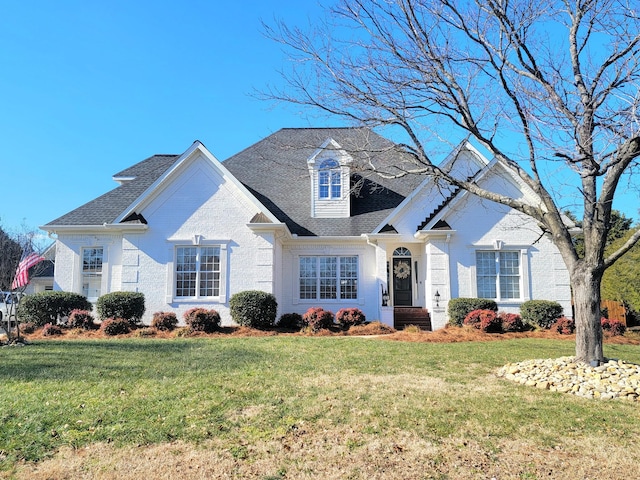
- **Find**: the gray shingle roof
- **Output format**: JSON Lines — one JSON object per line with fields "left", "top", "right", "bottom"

{"left": 224, "top": 128, "right": 424, "bottom": 236}
{"left": 44, "top": 128, "right": 425, "bottom": 236}
{"left": 44, "top": 154, "right": 178, "bottom": 226}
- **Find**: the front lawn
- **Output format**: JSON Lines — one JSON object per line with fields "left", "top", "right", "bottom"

{"left": 2, "top": 336, "right": 640, "bottom": 479}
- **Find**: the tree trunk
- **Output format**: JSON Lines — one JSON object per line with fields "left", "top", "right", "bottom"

{"left": 571, "top": 266, "right": 604, "bottom": 364}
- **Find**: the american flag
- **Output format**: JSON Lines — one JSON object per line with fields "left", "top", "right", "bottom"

{"left": 11, "top": 252, "right": 45, "bottom": 290}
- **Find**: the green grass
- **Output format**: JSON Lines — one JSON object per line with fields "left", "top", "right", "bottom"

{"left": 2, "top": 337, "right": 640, "bottom": 471}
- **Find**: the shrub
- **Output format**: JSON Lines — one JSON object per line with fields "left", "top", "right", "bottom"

{"left": 229, "top": 290, "right": 278, "bottom": 329}
{"left": 67, "top": 309, "right": 96, "bottom": 330}
{"left": 520, "top": 300, "right": 563, "bottom": 329}
{"left": 336, "top": 308, "right": 366, "bottom": 329}
{"left": 301, "top": 307, "right": 334, "bottom": 331}
{"left": 20, "top": 322, "right": 36, "bottom": 334}
{"left": 133, "top": 328, "right": 156, "bottom": 337}
{"left": 151, "top": 312, "right": 178, "bottom": 331}
{"left": 42, "top": 323, "right": 63, "bottom": 336}
{"left": 17, "top": 291, "right": 92, "bottom": 327}
{"left": 553, "top": 316, "right": 575, "bottom": 334}
{"left": 463, "top": 309, "right": 502, "bottom": 333}
{"left": 100, "top": 318, "right": 131, "bottom": 336}
{"left": 183, "top": 308, "right": 220, "bottom": 333}
{"left": 601, "top": 317, "right": 626, "bottom": 336}
{"left": 448, "top": 298, "right": 498, "bottom": 327}
{"left": 499, "top": 312, "right": 525, "bottom": 332}
{"left": 174, "top": 326, "right": 195, "bottom": 337}
{"left": 277, "top": 313, "right": 303, "bottom": 330}
{"left": 96, "top": 292, "right": 145, "bottom": 324}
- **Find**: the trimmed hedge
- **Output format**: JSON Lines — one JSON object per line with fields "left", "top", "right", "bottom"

{"left": 17, "top": 291, "right": 92, "bottom": 327}
{"left": 229, "top": 290, "right": 278, "bottom": 329}
{"left": 448, "top": 298, "right": 498, "bottom": 327}
{"left": 96, "top": 292, "right": 145, "bottom": 324}
{"left": 520, "top": 300, "right": 563, "bottom": 329}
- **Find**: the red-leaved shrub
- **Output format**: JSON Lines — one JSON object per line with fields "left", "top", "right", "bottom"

{"left": 183, "top": 308, "right": 220, "bottom": 333}
{"left": 463, "top": 309, "right": 502, "bottom": 333}
{"left": 42, "top": 323, "right": 63, "bottom": 336}
{"left": 302, "top": 307, "right": 334, "bottom": 331}
{"left": 601, "top": 317, "right": 626, "bottom": 336}
{"left": 499, "top": 312, "right": 525, "bottom": 332}
{"left": 151, "top": 311, "right": 178, "bottom": 331}
{"left": 336, "top": 308, "right": 366, "bottom": 329}
{"left": 100, "top": 318, "right": 131, "bottom": 336}
{"left": 553, "top": 316, "right": 575, "bottom": 334}
{"left": 277, "top": 313, "right": 303, "bottom": 330}
{"left": 67, "top": 309, "right": 96, "bottom": 330}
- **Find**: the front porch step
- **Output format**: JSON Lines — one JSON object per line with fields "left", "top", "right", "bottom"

{"left": 394, "top": 307, "right": 432, "bottom": 331}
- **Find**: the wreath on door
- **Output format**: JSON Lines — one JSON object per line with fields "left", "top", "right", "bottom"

{"left": 394, "top": 261, "right": 411, "bottom": 279}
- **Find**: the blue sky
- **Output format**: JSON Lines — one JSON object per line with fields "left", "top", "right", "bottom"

{"left": 1, "top": 1, "right": 637, "bottom": 240}
{"left": 0, "top": 0, "right": 334, "bottom": 235}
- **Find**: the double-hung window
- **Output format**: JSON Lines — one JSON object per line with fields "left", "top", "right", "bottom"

{"left": 300, "top": 255, "right": 358, "bottom": 300}
{"left": 318, "top": 159, "right": 341, "bottom": 199}
{"left": 176, "top": 246, "right": 220, "bottom": 298}
{"left": 82, "top": 247, "right": 103, "bottom": 300}
{"left": 476, "top": 251, "right": 521, "bottom": 300}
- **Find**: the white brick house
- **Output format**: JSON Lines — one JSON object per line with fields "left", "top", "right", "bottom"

{"left": 42, "top": 128, "right": 572, "bottom": 328}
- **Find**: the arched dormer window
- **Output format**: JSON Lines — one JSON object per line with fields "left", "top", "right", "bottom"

{"left": 318, "top": 159, "right": 341, "bottom": 199}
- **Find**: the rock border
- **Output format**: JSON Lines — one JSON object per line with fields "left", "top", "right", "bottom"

{"left": 497, "top": 356, "right": 640, "bottom": 400}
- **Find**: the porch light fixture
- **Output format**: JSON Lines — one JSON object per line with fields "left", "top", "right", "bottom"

{"left": 381, "top": 285, "right": 390, "bottom": 306}
{"left": 434, "top": 290, "right": 441, "bottom": 308}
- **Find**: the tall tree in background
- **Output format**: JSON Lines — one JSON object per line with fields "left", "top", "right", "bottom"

{"left": 267, "top": 0, "right": 640, "bottom": 362}
{"left": 0, "top": 225, "right": 22, "bottom": 291}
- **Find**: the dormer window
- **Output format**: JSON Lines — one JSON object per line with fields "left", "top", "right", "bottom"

{"left": 318, "top": 159, "right": 341, "bottom": 199}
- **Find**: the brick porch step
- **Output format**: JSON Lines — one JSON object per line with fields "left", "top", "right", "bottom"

{"left": 394, "top": 307, "right": 432, "bottom": 331}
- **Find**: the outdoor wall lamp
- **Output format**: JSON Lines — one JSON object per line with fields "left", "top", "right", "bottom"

{"left": 434, "top": 290, "right": 441, "bottom": 308}
{"left": 381, "top": 285, "right": 390, "bottom": 306}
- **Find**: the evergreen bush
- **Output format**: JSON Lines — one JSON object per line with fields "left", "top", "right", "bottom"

{"left": 229, "top": 290, "right": 278, "bottom": 329}
{"left": 17, "top": 291, "right": 92, "bottom": 326}
{"left": 96, "top": 292, "right": 145, "bottom": 324}
{"left": 520, "top": 300, "right": 563, "bottom": 329}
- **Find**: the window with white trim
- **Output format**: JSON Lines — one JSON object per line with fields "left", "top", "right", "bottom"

{"left": 176, "top": 246, "right": 220, "bottom": 298}
{"left": 299, "top": 255, "right": 358, "bottom": 300}
{"left": 318, "top": 159, "right": 341, "bottom": 199}
{"left": 82, "top": 247, "right": 103, "bottom": 300}
{"left": 476, "top": 251, "right": 521, "bottom": 300}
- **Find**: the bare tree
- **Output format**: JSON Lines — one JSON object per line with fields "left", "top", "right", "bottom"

{"left": 265, "top": 0, "right": 640, "bottom": 363}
